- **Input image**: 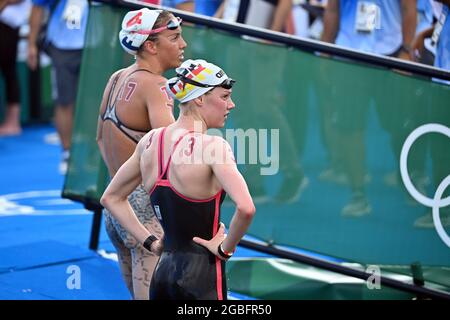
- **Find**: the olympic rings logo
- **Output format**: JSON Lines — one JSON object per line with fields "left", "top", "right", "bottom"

{"left": 400, "top": 124, "right": 450, "bottom": 248}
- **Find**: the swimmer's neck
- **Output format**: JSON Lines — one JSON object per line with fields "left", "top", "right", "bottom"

{"left": 175, "top": 114, "right": 207, "bottom": 133}
{"left": 133, "top": 58, "right": 165, "bottom": 75}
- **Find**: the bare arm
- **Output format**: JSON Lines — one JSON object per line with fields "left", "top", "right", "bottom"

{"left": 320, "top": 0, "right": 340, "bottom": 43}
{"left": 0, "top": 0, "right": 22, "bottom": 12}
{"left": 27, "top": 5, "right": 44, "bottom": 70}
{"left": 411, "top": 26, "right": 434, "bottom": 60}
{"left": 193, "top": 138, "right": 255, "bottom": 258}
{"left": 145, "top": 79, "right": 176, "bottom": 129}
{"left": 0, "top": 0, "right": 8, "bottom": 12}
{"left": 270, "top": 0, "right": 292, "bottom": 32}
{"left": 96, "top": 79, "right": 111, "bottom": 165}
{"left": 214, "top": 0, "right": 225, "bottom": 18}
{"left": 96, "top": 115, "right": 107, "bottom": 166}
{"left": 213, "top": 160, "right": 255, "bottom": 254}
{"left": 399, "top": 0, "right": 417, "bottom": 61}
{"left": 176, "top": 1, "right": 194, "bottom": 12}
{"left": 100, "top": 135, "right": 162, "bottom": 254}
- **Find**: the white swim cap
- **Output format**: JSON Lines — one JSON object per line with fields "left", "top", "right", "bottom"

{"left": 166, "top": 59, "right": 235, "bottom": 103}
{"left": 119, "top": 8, "right": 161, "bottom": 55}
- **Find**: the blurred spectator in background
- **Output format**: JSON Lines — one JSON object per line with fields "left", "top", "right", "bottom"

{"left": 0, "top": 0, "right": 31, "bottom": 136}
{"left": 141, "top": 0, "right": 222, "bottom": 17}
{"left": 215, "top": 0, "right": 292, "bottom": 32}
{"left": 417, "top": 0, "right": 434, "bottom": 35}
{"left": 410, "top": 0, "right": 435, "bottom": 68}
{"left": 287, "top": 0, "right": 327, "bottom": 39}
{"left": 161, "top": 0, "right": 194, "bottom": 11}
{"left": 195, "top": 0, "right": 222, "bottom": 16}
{"left": 412, "top": 0, "right": 447, "bottom": 67}
{"left": 430, "top": 1, "right": 450, "bottom": 73}
{"left": 320, "top": 0, "right": 417, "bottom": 217}
{"left": 412, "top": 0, "right": 450, "bottom": 228}
{"left": 0, "top": 0, "right": 8, "bottom": 11}
{"left": 27, "top": 0, "right": 88, "bottom": 174}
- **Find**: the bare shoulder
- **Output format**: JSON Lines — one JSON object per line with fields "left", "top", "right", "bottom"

{"left": 136, "top": 71, "right": 167, "bottom": 88}
{"left": 132, "top": 72, "right": 169, "bottom": 102}
{"left": 203, "top": 135, "right": 235, "bottom": 165}
{"left": 206, "top": 135, "right": 228, "bottom": 146}
{"left": 99, "top": 68, "right": 126, "bottom": 111}
{"left": 109, "top": 68, "right": 126, "bottom": 82}
{"left": 137, "top": 128, "right": 162, "bottom": 154}
{"left": 102, "top": 68, "right": 124, "bottom": 93}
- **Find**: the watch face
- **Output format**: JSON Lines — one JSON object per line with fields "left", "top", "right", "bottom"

{"left": 144, "top": 235, "right": 158, "bottom": 251}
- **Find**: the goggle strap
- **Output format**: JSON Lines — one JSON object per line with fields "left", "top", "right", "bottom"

{"left": 178, "top": 76, "right": 235, "bottom": 89}
{"left": 135, "top": 17, "right": 182, "bottom": 35}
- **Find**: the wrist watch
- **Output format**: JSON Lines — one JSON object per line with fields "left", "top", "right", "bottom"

{"left": 143, "top": 234, "right": 158, "bottom": 252}
{"left": 217, "top": 243, "right": 234, "bottom": 260}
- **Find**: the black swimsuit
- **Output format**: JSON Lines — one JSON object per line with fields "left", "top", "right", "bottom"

{"left": 149, "top": 128, "right": 227, "bottom": 300}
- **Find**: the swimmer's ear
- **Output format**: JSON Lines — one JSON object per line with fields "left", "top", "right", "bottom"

{"left": 142, "top": 40, "right": 157, "bottom": 55}
{"left": 193, "top": 95, "right": 204, "bottom": 107}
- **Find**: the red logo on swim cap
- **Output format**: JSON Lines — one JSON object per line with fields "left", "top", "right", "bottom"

{"left": 127, "top": 12, "right": 143, "bottom": 28}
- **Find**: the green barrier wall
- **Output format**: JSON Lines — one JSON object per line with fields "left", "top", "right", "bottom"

{"left": 64, "top": 4, "right": 450, "bottom": 286}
